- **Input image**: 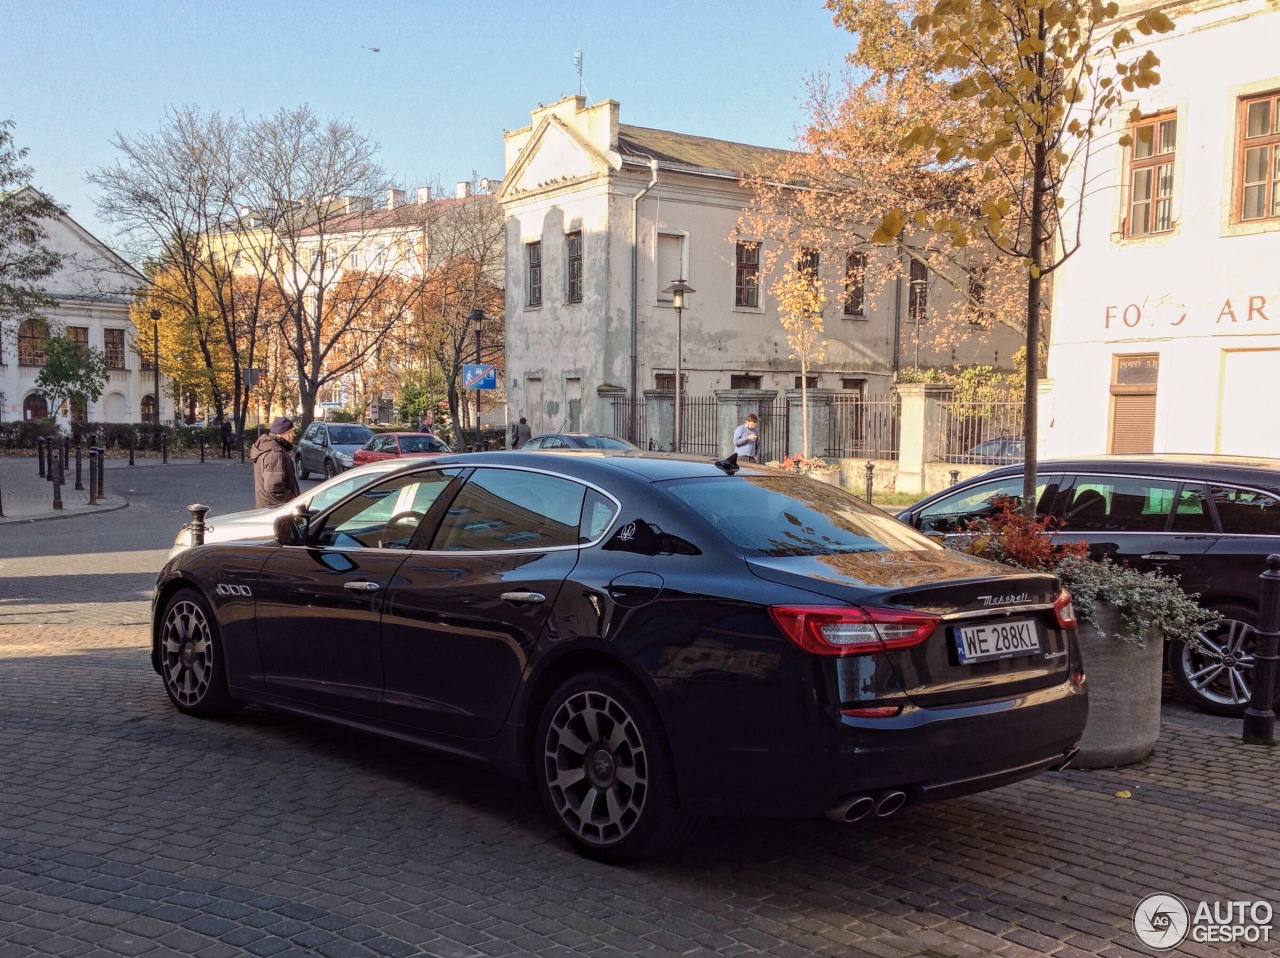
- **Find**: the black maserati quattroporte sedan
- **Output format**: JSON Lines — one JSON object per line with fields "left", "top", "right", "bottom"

{"left": 153, "top": 451, "right": 1087, "bottom": 862}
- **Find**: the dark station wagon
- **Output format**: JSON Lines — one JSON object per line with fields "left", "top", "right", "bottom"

{"left": 900, "top": 454, "right": 1280, "bottom": 716}
{"left": 153, "top": 451, "right": 1086, "bottom": 861}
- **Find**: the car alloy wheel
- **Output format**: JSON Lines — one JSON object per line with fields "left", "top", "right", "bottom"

{"left": 535, "top": 672, "right": 692, "bottom": 862}
{"left": 295, "top": 455, "right": 310, "bottom": 480}
{"left": 1167, "top": 605, "right": 1257, "bottom": 717}
{"left": 158, "top": 590, "right": 238, "bottom": 718}
{"left": 324, "top": 459, "right": 337, "bottom": 479}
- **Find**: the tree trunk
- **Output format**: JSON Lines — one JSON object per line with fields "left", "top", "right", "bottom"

{"left": 801, "top": 357, "right": 809, "bottom": 458}
{"left": 1022, "top": 14, "right": 1047, "bottom": 519}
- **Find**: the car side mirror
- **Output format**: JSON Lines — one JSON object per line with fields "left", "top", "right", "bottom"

{"left": 274, "top": 509, "right": 309, "bottom": 547}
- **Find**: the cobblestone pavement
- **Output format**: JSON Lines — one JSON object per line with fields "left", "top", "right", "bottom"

{"left": 0, "top": 458, "right": 1277, "bottom": 958}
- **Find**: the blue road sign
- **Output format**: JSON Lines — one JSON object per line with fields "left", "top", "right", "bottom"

{"left": 462, "top": 364, "right": 497, "bottom": 390}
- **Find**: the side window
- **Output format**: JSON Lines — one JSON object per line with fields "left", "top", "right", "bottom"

{"left": 915, "top": 476, "right": 1059, "bottom": 534}
{"left": 1063, "top": 476, "right": 1177, "bottom": 532}
{"left": 306, "top": 424, "right": 323, "bottom": 443}
{"left": 431, "top": 469, "right": 587, "bottom": 551}
{"left": 1210, "top": 485, "right": 1280, "bottom": 535}
{"left": 1170, "top": 483, "right": 1214, "bottom": 533}
{"left": 580, "top": 489, "right": 619, "bottom": 544}
{"left": 313, "top": 470, "right": 460, "bottom": 550}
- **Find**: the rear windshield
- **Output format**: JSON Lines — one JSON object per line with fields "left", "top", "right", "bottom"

{"left": 665, "top": 475, "right": 938, "bottom": 557}
{"left": 579, "top": 436, "right": 633, "bottom": 449}
{"left": 400, "top": 435, "right": 450, "bottom": 453}
{"left": 330, "top": 426, "right": 372, "bottom": 444}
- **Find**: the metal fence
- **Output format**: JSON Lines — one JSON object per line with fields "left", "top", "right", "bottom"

{"left": 934, "top": 400, "right": 1024, "bottom": 461}
{"left": 823, "top": 396, "right": 900, "bottom": 460}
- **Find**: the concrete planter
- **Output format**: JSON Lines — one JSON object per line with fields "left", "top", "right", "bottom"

{"left": 1075, "top": 602, "right": 1164, "bottom": 768}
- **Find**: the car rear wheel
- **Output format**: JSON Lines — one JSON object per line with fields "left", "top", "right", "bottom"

{"left": 158, "top": 590, "right": 239, "bottom": 718}
{"left": 535, "top": 672, "right": 693, "bottom": 863}
{"left": 295, "top": 455, "right": 309, "bottom": 480}
{"left": 1167, "top": 604, "right": 1258, "bottom": 717}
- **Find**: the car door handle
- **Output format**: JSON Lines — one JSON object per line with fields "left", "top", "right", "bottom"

{"left": 1140, "top": 553, "right": 1180, "bottom": 562}
{"left": 501, "top": 591, "right": 545, "bottom": 604}
{"left": 344, "top": 581, "right": 381, "bottom": 592}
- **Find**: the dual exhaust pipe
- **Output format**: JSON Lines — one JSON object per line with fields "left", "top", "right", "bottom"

{"left": 825, "top": 790, "right": 907, "bottom": 823}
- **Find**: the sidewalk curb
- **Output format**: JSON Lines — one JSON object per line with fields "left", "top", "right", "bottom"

{"left": 0, "top": 497, "right": 129, "bottom": 526}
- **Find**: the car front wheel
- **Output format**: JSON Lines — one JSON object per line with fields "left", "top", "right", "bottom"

{"left": 535, "top": 672, "right": 693, "bottom": 863}
{"left": 295, "top": 455, "right": 310, "bottom": 480}
{"left": 323, "top": 459, "right": 337, "bottom": 479}
{"left": 158, "top": 590, "right": 239, "bottom": 718}
{"left": 1167, "top": 604, "right": 1259, "bottom": 716}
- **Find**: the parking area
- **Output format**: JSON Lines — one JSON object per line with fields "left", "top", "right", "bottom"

{"left": 0, "top": 456, "right": 1277, "bottom": 958}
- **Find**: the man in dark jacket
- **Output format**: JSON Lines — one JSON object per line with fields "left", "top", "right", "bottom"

{"left": 250, "top": 416, "right": 301, "bottom": 508}
{"left": 219, "top": 415, "right": 234, "bottom": 459}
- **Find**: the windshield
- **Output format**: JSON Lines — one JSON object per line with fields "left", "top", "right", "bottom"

{"left": 329, "top": 426, "right": 372, "bottom": 445}
{"left": 579, "top": 436, "right": 635, "bottom": 450}
{"left": 665, "top": 475, "right": 939, "bottom": 557}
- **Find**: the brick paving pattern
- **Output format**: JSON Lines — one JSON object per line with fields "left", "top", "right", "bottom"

{"left": 0, "top": 454, "right": 1276, "bottom": 957}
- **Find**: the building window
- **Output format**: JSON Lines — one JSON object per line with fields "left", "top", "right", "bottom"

{"left": 735, "top": 241, "right": 760, "bottom": 308}
{"left": 798, "top": 248, "right": 820, "bottom": 284}
{"left": 1239, "top": 91, "right": 1280, "bottom": 221}
{"left": 67, "top": 326, "right": 89, "bottom": 355}
{"left": 526, "top": 241, "right": 542, "bottom": 307}
{"left": 843, "top": 252, "right": 866, "bottom": 317}
{"left": 1109, "top": 354, "right": 1159, "bottom": 454}
{"left": 654, "top": 373, "right": 675, "bottom": 391}
{"left": 656, "top": 232, "right": 686, "bottom": 302}
{"left": 840, "top": 378, "right": 866, "bottom": 394}
{"left": 908, "top": 258, "right": 928, "bottom": 323}
{"left": 793, "top": 375, "right": 819, "bottom": 389}
{"left": 23, "top": 393, "right": 49, "bottom": 419}
{"left": 565, "top": 230, "right": 583, "bottom": 304}
{"left": 967, "top": 267, "right": 992, "bottom": 325}
{"left": 18, "top": 319, "right": 46, "bottom": 366}
{"left": 730, "top": 374, "right": 761, "bottom": 390}
{"left": 141, "top": 395, "right": 157, "bottom": 424}
{"left": 104, "top": 328, "right": 126, "bottom": 369}
{"left": 1128, "top": 112, "right": 1176, "bottom": 235}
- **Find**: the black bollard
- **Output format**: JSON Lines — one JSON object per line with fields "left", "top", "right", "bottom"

{"left": 87, "top": 449, "right": 100, "bottom": 506}
{"left": 97, "top": 445, "right": 106, "bottom": 500}
{"left": 45, "top": 438, "right": 55, "bottom": 482}
{"left": 62, "top": 438, "right": 70, "bottom": 472}
{"left": 240, "top": 432, "right": 246, "bottom": 464}
{"left": 864, "top": 461, "right": 875, "bottom": 502}
{"left": 1243, "top": 554, "right": 1280, "bottom": 745}
{"left": 74, "top": 443, "right": 84, "bottom": 491}
{"left": 199, "top": 434, "right": 206, "bottom": 463}
{"left": 161, "top": 430, "right": 168, "bottom": 464}
{"left": 51, "top": 456, "right": 63, "bottom": 511}
{"left": 186, "top": 503, "right": 211, "bottom": 546}
{"left": 36, "top": 437, "right": 46, "bottom": 478}
{"left": 129, "top": 432, "right": 135, "bottom": 466}
{"left": 950, "top": 469, "right": 960, "bottom": 486}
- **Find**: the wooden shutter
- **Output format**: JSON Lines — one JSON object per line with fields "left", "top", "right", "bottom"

{"left": 1110, "top": 394, "right": 1156, "bottom": 453}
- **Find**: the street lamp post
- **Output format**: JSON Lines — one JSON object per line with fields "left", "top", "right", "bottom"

{"left": 662, "top": 279, "right": 694, "bottom": 452}
{"left": 467, "top": 308, "right": 485, "bottom": 452}
{"left": 149, "top": 309, "right": 161, "bottom": 425}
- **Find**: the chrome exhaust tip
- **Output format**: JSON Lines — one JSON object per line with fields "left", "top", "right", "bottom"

{"left": 874, "top": 790, "right": 907, "bottom": 817}
{"left": 825, "top": 795, "right": 875, "bottom": 823}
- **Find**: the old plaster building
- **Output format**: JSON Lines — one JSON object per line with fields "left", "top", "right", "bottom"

{"left": 497, "top": 96, "right": 1024, "bottom": 454}
{"left": 1042, "top": 0, "right": 1280, "bottom": 458}
{"left": 1, "top": 188, "right": 154, "bottom": 424}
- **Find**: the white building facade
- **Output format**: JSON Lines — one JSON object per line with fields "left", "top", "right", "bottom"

{"left": 498, "top": 97, "right": 1024, "bottom": 451}
{"left": 1, "top": 189, "right": 154, "bottom": 425}
{"left": 1043, "top": 0, "right": 1280, "bottom": 458}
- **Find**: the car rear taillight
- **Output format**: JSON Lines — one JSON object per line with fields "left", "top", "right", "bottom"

{"left": 769, "top": 605, "right": 940, "bottom": 656}
{"left": 1053, "top": 590, "right": 1077, "bottom": 630}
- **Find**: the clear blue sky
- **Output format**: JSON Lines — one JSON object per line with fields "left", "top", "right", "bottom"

{"left": 0, "top": 0, "right": 854, "bottom": 251}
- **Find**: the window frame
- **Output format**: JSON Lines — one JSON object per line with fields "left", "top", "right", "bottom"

{"left": 18, "top": 319, "right": 46, "bottom": 367}
{"left": 565, "top": 230, "right": 583, "bottom": 304}
{"left": 908, "top": 257, "right": 929, "bottom": 324}
{"left": 843, "top": 251, "right": 866, "bottom": 317}
{"left": 734, "top": 241, "right": 761, "bottom": 309}
{"left": 1127, "top": 111, "right": 1177, "bottom": 237}
{"left": 1237, "top": 90, "right": 1280, "bottom": 223}
{"left": 526, "top": 240, "right": 542, "bottom": 308}
{"left": 103, "top": 328, "right": 126, "bottom": 370}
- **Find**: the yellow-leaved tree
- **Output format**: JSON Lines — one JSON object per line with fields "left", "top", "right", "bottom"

{"left": 773, "top": 259, "right": 827, "bottom": 459}
{"left": 861, "top": 0, "right": 1173, "bottom": 513}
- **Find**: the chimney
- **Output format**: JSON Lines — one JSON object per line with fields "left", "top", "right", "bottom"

{"left": 416, "top": 186, "right": 432, "bottom": 204}
{"left": 343, "top": 195, "right": 372, "bottom": 214}
{"left": 455, "top": 181, "right": 472, "bottom": 199}
{"left": 387, "top": 188, "right": 406, "bottom": 210}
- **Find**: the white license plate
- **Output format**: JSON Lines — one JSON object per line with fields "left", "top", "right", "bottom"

{"left": 955, "top": 619, "right": 1041, "bottom": 664}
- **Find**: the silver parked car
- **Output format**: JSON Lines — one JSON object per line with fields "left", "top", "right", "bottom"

{"left": 295, "top": 422, "right": 374, "bottom": 479}
{"left": 168, "top": 458, "right": 409, "bottom": 560}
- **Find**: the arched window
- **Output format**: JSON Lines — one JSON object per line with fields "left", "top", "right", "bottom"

{"left": 141, "top": 395, "right": 157, "bottom": 424}
{"left": 18, "top": 320, "right": 47, "bottom": 366}
{"left": 23, "top": 394, "right": 49, "bottom": 420}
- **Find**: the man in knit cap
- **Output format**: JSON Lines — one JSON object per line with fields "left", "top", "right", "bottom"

{"left": 250, "top": 416, "right": 301, "bottom": 508}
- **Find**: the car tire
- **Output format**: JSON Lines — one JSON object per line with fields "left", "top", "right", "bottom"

{"left": 323, "top": 459, "right": 337, "bottom": 480}
{"left": 1166, "top": 603, "right": 1259, "bottom": 717}
{"left": 157, "top": 589, "right": 240, "bottom": 718}
{"left": 534, "top": 671, "right": 695, "bottom": 863}
{"left": 296, "top": 455, "right": 310, "bottom": 480}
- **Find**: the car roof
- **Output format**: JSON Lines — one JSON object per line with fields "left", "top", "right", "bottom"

{"left": 967, "top": 453, "right": 1280, "bottom": 484}
{"left": 395, "top": 449, "right": 781, "bottom": 483}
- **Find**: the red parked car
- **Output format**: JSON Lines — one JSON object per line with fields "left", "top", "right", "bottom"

{"left": 352, "top": 432, "right": 452, "bottom": 466}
